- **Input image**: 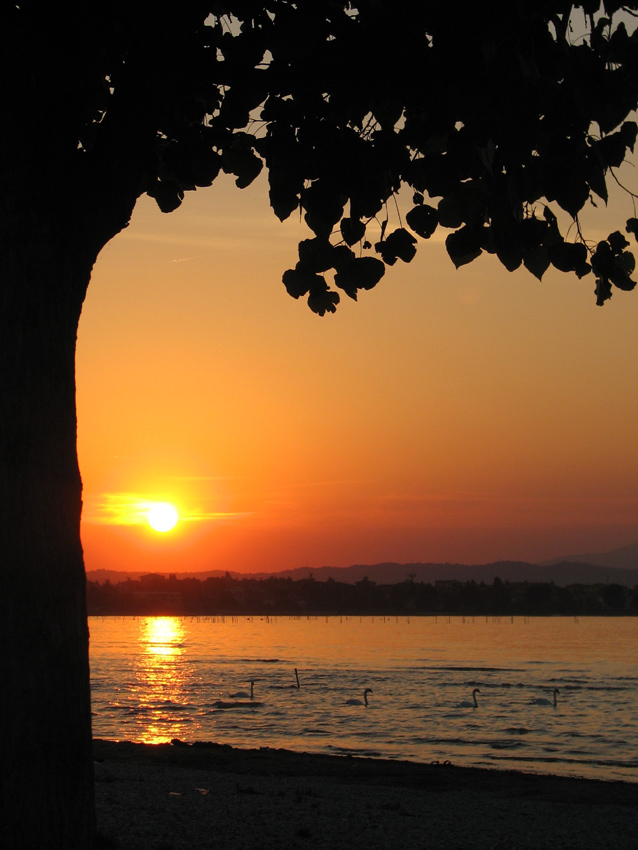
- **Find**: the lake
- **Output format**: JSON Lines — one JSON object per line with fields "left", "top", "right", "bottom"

{"left": 89, "top": 615, "right": 638, "bottom": 783}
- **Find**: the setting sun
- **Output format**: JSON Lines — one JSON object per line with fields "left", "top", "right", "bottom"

{"left": 147, "top": 503, "right": 178, "bottom": 533}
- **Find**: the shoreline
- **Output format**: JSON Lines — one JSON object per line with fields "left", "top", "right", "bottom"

{"left": 94, "top": 739, "right": 638, "bottom": 849}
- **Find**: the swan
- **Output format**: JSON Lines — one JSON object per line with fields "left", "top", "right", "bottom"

{"left": 531, "top": 688, "right": 559, "bottom": 707}
{"left": 213, "top": 681, "right": 263, "bottom": 708}
{"left": 212, "top": 698, "right": 263, "bottom": 709}
{"left": 230, "top": 680, "right": 255, "bottom": 700}
{"left": 458, "top": 688, "right": 480, "bottom": 708}
{"left": 346, "top": 687, "right": 373, "bottom": 707}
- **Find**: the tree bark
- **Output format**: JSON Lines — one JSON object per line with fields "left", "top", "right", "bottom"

{"left": 0, "top": 221, "right": 97, "bottom": 847}
{"left": 0, "top": 5, "right": 215, "bottom": 847}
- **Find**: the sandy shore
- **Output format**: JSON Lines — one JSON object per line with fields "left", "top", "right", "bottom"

{"left": 93, "top": 739, "right": 638, "bottom": 850}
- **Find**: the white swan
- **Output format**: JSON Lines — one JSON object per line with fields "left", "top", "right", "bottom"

{"left": 458, "top": 688, "right": 480, "bottom": 708}
{"left": 230, "top": 680, "right": 255, "bottom": 700}
{"left": 213, "top": 680, "right": 263, "bottom": 708}
{"left": 346, "top": 687, "right": 373, "bottom": 707}
{"left": 531, "top": 688, "right": 559, "bottom": 707}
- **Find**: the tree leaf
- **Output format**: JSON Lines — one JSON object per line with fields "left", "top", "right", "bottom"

{"left": 548, "top": 241, "right": 590, "bottom": 275}
{"left": 269, "top": 179, "right": 300, "bottom": 221}
{"left": 332, "top": 245, "right": 356, "bottom": 271}
{"left": 405, "top": 204, "right": 438, "bottom": 239}
{"left": 282, "top": 267, "right": 325, "bottom": 299}
{"left": 446, "top": 227, "right": 482, "bottom": 268}
{"left": 437, "top": 185, "right": 484, "bottom": 228}
{"left": 405, "top": 154, "right": 456, "bottom": 198}
{"left": 595, "top": 276, "right": 613, "bottom": 306}
{"left": 340, "top": 217, "right": 366, "bottom": 246}
{"left": 298, "top": 238, "right": 336, "bottom": 273}
{"left": 302, "top": 183, "right": 347, "bottom": 239}
{"left": 593, "top": 234, "right": 636, "bottom": 294}
{"left": 222, "top": 147, "right": 263, "bottom": 189}
{"left": 609, "top": 249, "right": 636, "bottom": 291}
{"left": 608, "top": 230, "right": 629, "bottom": 253}
{"left": 596, "top": 129, "right": 630, "bottom": 169}
{"left": 335, "top": 257, "right": 385, "bottom": 298}
{"left": 586, "top": 154, "right": 608, "bottom": 204}
{"left": 147, "top": 179, "right": 184, "bottom": 214}
{"left": 621, "top": 121, "right": 638, "bottom": 152}
{"left": 591, "top": 240, "right": 615, "bottom": 278}
{"left": 555, "top": 175, "right": 590, "bottom": 219}
{"left": 496, "top": 248, "right": 522, "bottom": 272}
{"left": 307, "top": 288, "right": 340, "bottom": 316}
{"left": 523, "top": 246, "right": 550, "bottom": 281}
{"left": 376, "top": 228, "right": 417, "bottom": 265}
{"left": 610, "top": 265, "right": 636, "bottom": 291}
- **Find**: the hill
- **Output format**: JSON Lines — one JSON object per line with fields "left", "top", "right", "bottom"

{"left": 87, "top": 548, "right": 638, "bottom": 588}
{"left": 541, "top": 542, "right": 638, "bottom": 571}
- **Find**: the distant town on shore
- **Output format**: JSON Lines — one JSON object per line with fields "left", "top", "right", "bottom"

{"left": 87, "top": 543, "right": 638, "bottom": 616}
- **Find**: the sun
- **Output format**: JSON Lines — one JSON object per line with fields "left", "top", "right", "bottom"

{"left": 147, "top": 502, "right": 178, "bottom": 533}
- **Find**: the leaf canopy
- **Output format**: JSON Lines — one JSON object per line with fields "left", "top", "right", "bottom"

{"left": 7, "top": 1, "right": 638, "bottom": 310}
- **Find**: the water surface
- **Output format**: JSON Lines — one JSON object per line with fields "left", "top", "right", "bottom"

{"left": 89, "top": 615, "right": 638, "bottom": 783}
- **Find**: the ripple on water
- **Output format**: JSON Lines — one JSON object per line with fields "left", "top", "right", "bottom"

{"left": 88, "top": 616, "right": 638, "bottom": 784}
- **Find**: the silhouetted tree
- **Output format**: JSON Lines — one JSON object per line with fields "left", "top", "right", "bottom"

{"left": 602, "top": 582, "right": 628, "bottom": 611}
{"left": 524, "top": 581, "right": 556, "bottom": 614}
{"left": 2, "top": 3, "right": 637, "bottom": 847}
{"left": 491, "top": 576, "right": 511, "bottom": 614}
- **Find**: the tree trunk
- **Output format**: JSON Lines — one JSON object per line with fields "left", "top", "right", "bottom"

{"left": 0, "top": 223, "right": 97, "bottom": 847}
{"left": 0, "top": 5, "right": 195, "bottom": 846}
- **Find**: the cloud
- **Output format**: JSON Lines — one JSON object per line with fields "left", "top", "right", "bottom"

{"left": 165, "top": 475, "right": 230, "bottom": 482}
{"left": 83, "top": 492, "right": 244, "bottom": 525}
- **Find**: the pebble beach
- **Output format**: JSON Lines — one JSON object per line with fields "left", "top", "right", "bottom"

{"left": 93, "top": 739, "right": 638, "bottom": 850}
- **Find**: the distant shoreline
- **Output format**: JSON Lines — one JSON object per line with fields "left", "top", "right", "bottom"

{"left": 94, "top": 739, "right": 638, "bottom": 849}
{"left": 87, "top": 548, "right": 638, "bottom": 587}
{"left": 88, "top": 609, "right": 638, "bottom": 617}
{"left": 87, "top": 569, "right": 638, "bottom": 617}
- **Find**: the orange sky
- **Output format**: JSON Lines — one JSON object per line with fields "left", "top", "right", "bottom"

{"left": 76, "top": 169, "right": 638, "bottom": 575}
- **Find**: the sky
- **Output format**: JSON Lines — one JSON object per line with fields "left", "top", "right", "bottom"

{"left": 76, "top": 166, "right": 638, "bottom": 576}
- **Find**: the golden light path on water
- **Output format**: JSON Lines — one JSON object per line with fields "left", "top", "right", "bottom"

{"left": 134, "top": 617, "right": 187, "bottom": 744}
{"left": 90, "top": 616, "right": 638, "bottom": 780}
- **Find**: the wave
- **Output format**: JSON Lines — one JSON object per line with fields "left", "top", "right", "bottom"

{"left": 425, "top": 665, "right": 526, "bottom": 673}
{"left": 89, "top": 615, "right": 638, "bottom": 784}
{"left": 489, "top": 752, "right": 638, "bottom": 771}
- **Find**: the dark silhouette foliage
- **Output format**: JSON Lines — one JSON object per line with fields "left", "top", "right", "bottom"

{"left": 138, "top": 1, "right": 638, "bottom": 312}
{"left": 5, "top": 2, "right": 636, "bottom": 316}
{"left": 85, "top": 573, "right": 638, "bottom": 616}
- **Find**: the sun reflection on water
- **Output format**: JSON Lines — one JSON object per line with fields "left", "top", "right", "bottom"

{"left": 134, "top": 617, "right": 190, "bottom": 743}
{"left": 90, "top": 616, "right": 638, "bottom": 780}
{"left": 142, "top": 616, "right": 185, "bottom": 657}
